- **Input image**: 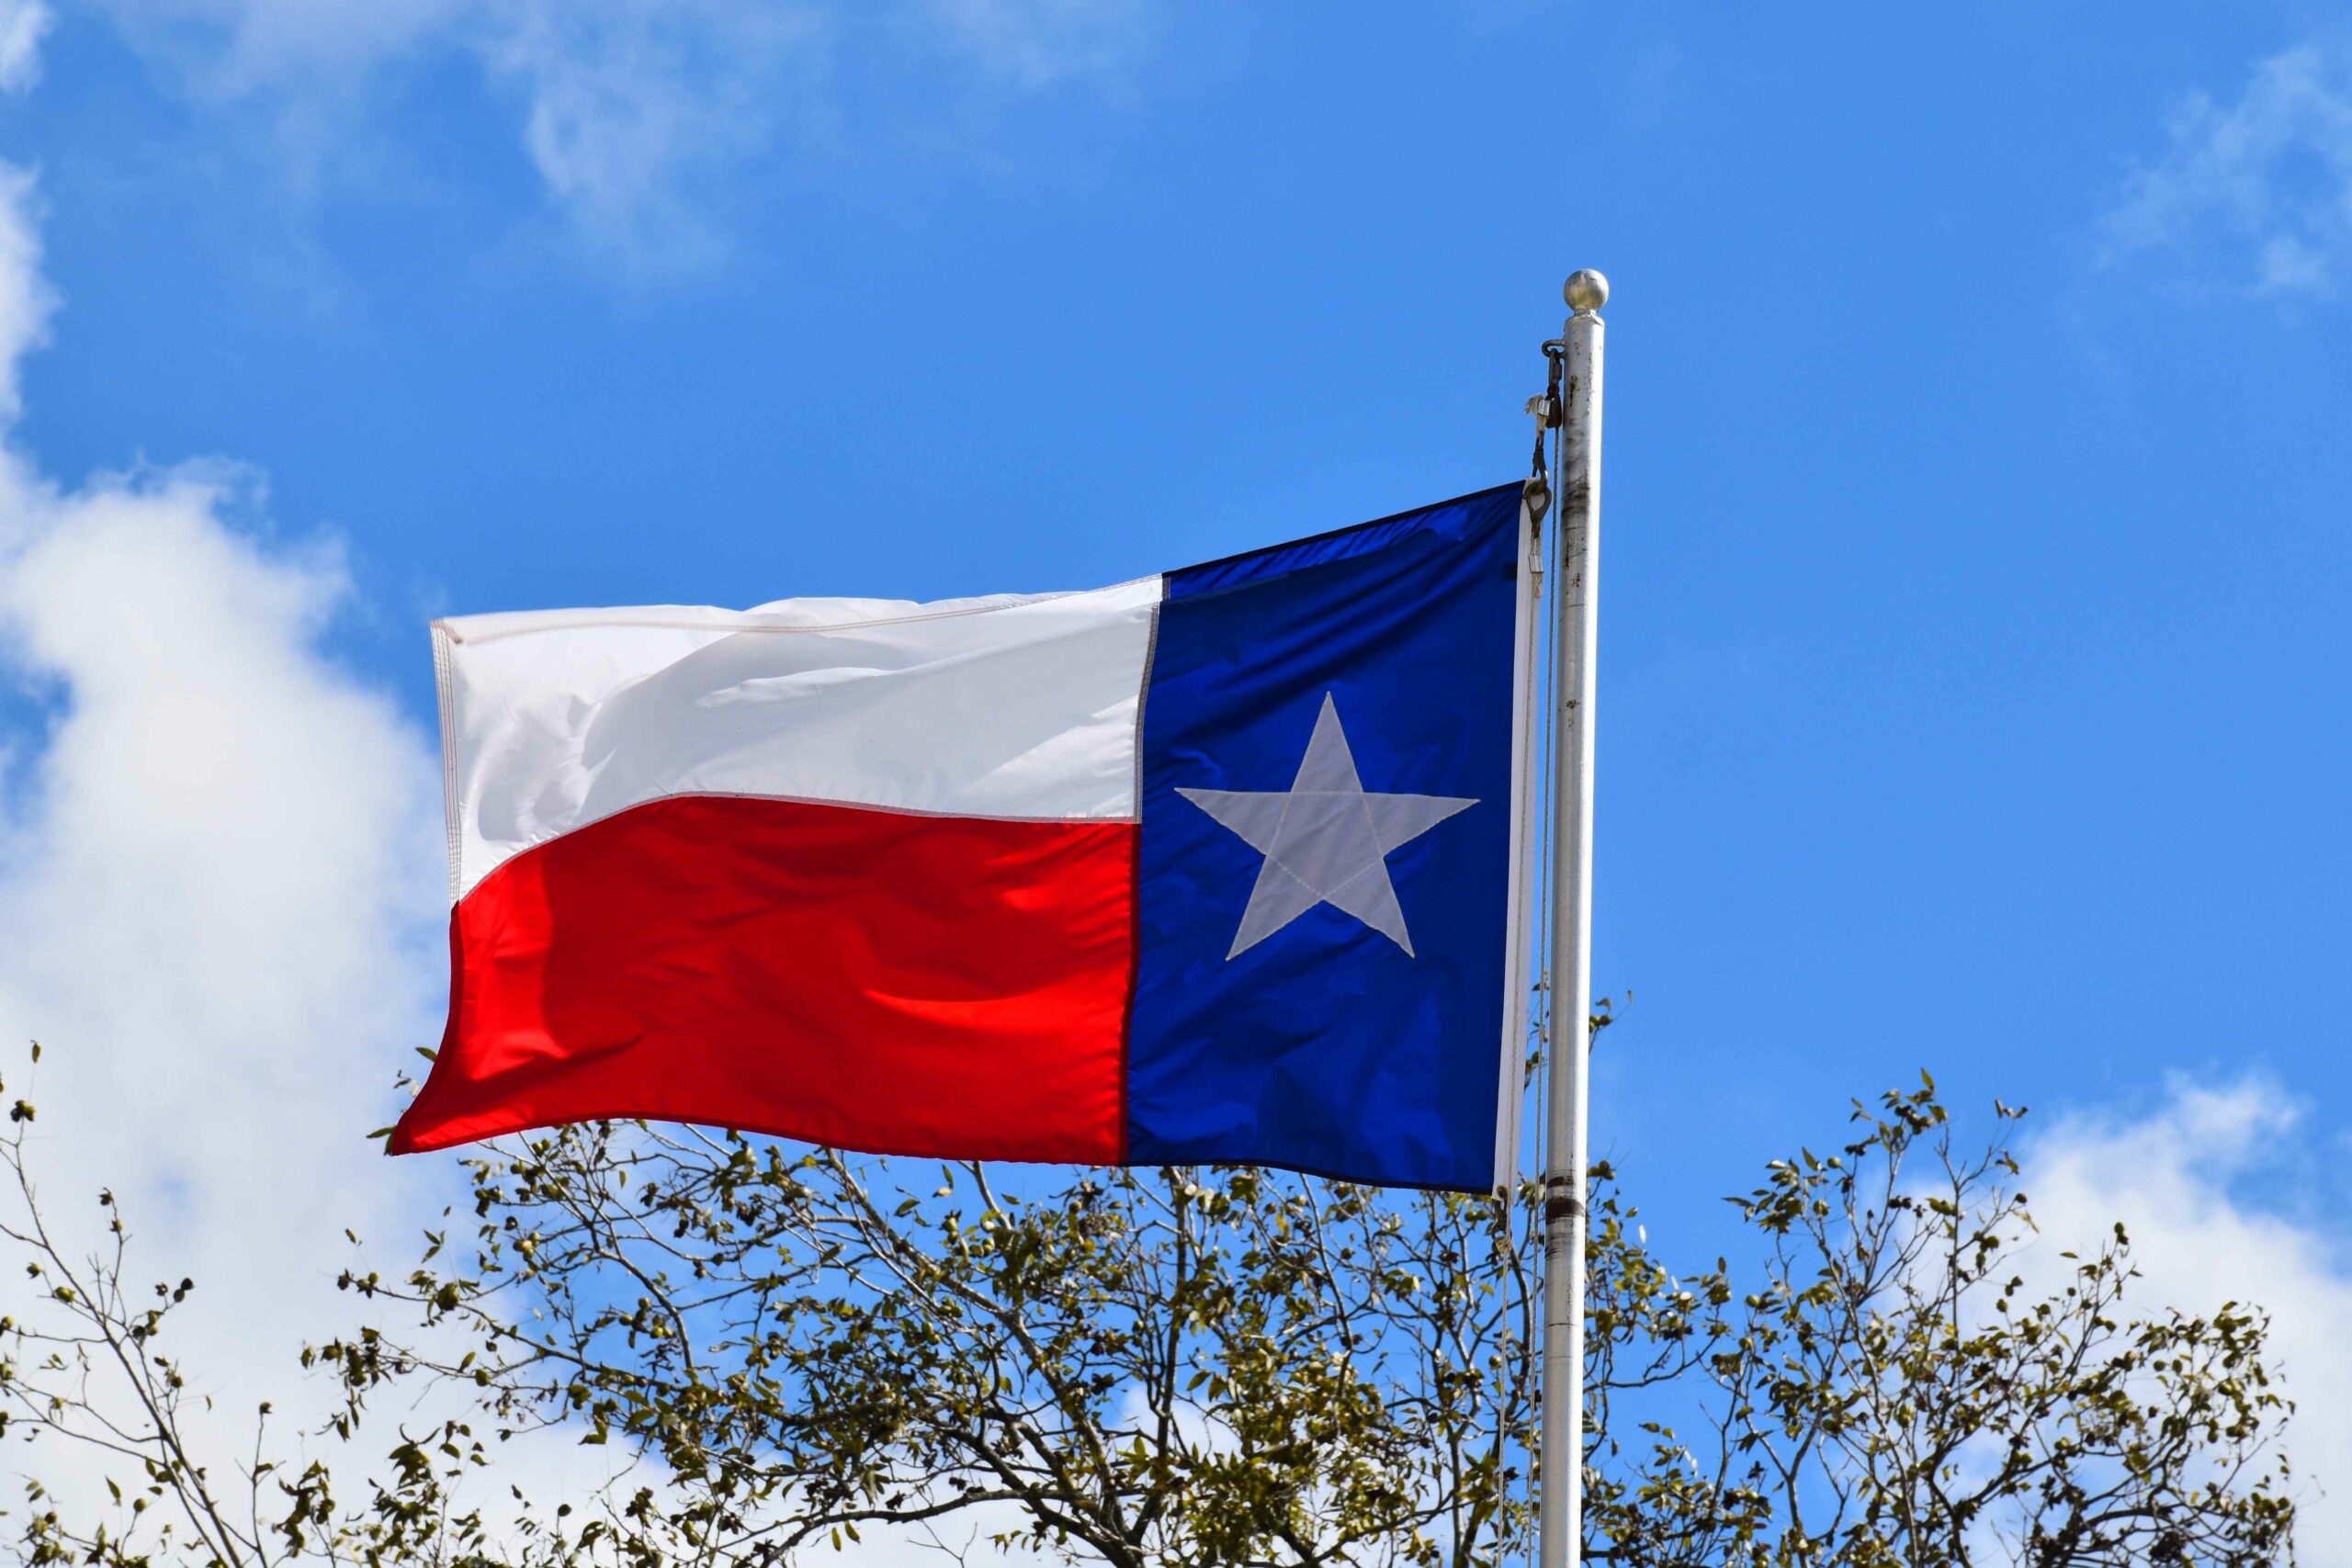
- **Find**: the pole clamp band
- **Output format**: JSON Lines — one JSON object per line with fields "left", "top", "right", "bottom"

{"left": 1543, "top": 1181, "right": 1587, "bottom": 1225}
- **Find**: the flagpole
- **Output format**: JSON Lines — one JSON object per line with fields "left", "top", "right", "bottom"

{"left": 1539, "top": 267, "right": 1607, "bottom": 1568}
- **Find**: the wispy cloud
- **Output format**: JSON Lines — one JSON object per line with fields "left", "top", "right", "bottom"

{"left": 919, "top": 0, "right": 1154, "bottom": 91}
{"left": 2097, "top": 39, "right": 2352, "bottom": 302}
{"left": 0, "top": 0, "right": 49, "bottom": 93}
{"left": 85, "top": 0, "right": 1160, "bottom": 270}
{"left": 0, "top": 165, "right": 51, "bottom": 423}
{"left": 484, "top": 0, "right": 832, "bottom": 267}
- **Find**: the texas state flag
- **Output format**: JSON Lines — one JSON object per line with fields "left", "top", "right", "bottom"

{"left": 395, "top": 483, "right": 1534, "bottom": 1192}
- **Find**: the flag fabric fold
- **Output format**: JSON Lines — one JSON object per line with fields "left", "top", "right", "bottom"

{"left": 397, "top": 483, "right": 1531, "bottom": 1191}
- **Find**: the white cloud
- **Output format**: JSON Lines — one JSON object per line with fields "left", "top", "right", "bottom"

{"left": 84, "top": 0, "right": 1157, "bottom": 268}
{"left": 0, "top": 101, "right": 456, "bottom": 1538}
{"left": 2098, "top": 39, "right": 2352, "bottom": 301}
{"left": 0, "top": 0, "right": 48, "bottom": 94}
{"left": 2020, "top": 1078, "right": 2352, "bottom": 1558}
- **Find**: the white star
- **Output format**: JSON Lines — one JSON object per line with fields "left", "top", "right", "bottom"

{"left": 1176, "top": 693, "right": 1477, "bottom": 959}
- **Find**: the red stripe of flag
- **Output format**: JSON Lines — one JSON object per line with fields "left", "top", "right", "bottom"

{"left": 392, "top": 795, "right": 1135, "bottom": 1159}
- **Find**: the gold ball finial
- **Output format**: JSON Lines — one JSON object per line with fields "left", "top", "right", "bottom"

{"left": 1563, "top": 269, "right": 1610, "bottom": 312}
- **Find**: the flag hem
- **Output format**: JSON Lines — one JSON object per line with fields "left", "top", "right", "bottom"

{"left": 1493, "top": 488, "right": 1543, "bottom": 1198}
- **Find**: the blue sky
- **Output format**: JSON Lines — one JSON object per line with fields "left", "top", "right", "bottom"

{"left": 2, "top": 0, "right": 2350, "bottom": 1547}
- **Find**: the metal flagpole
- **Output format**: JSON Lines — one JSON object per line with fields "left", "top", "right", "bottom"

{"left": 1539, "top": 267, "right": 1607, "bottom": 1568}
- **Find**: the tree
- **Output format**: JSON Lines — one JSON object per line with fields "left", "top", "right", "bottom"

{"left": 0, "top": 1044, "right": 2301, "bottom": 1566}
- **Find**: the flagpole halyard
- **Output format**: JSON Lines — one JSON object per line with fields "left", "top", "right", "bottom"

{"left": 1539, "top": 267, "right": 1606, "bottom": 1568}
